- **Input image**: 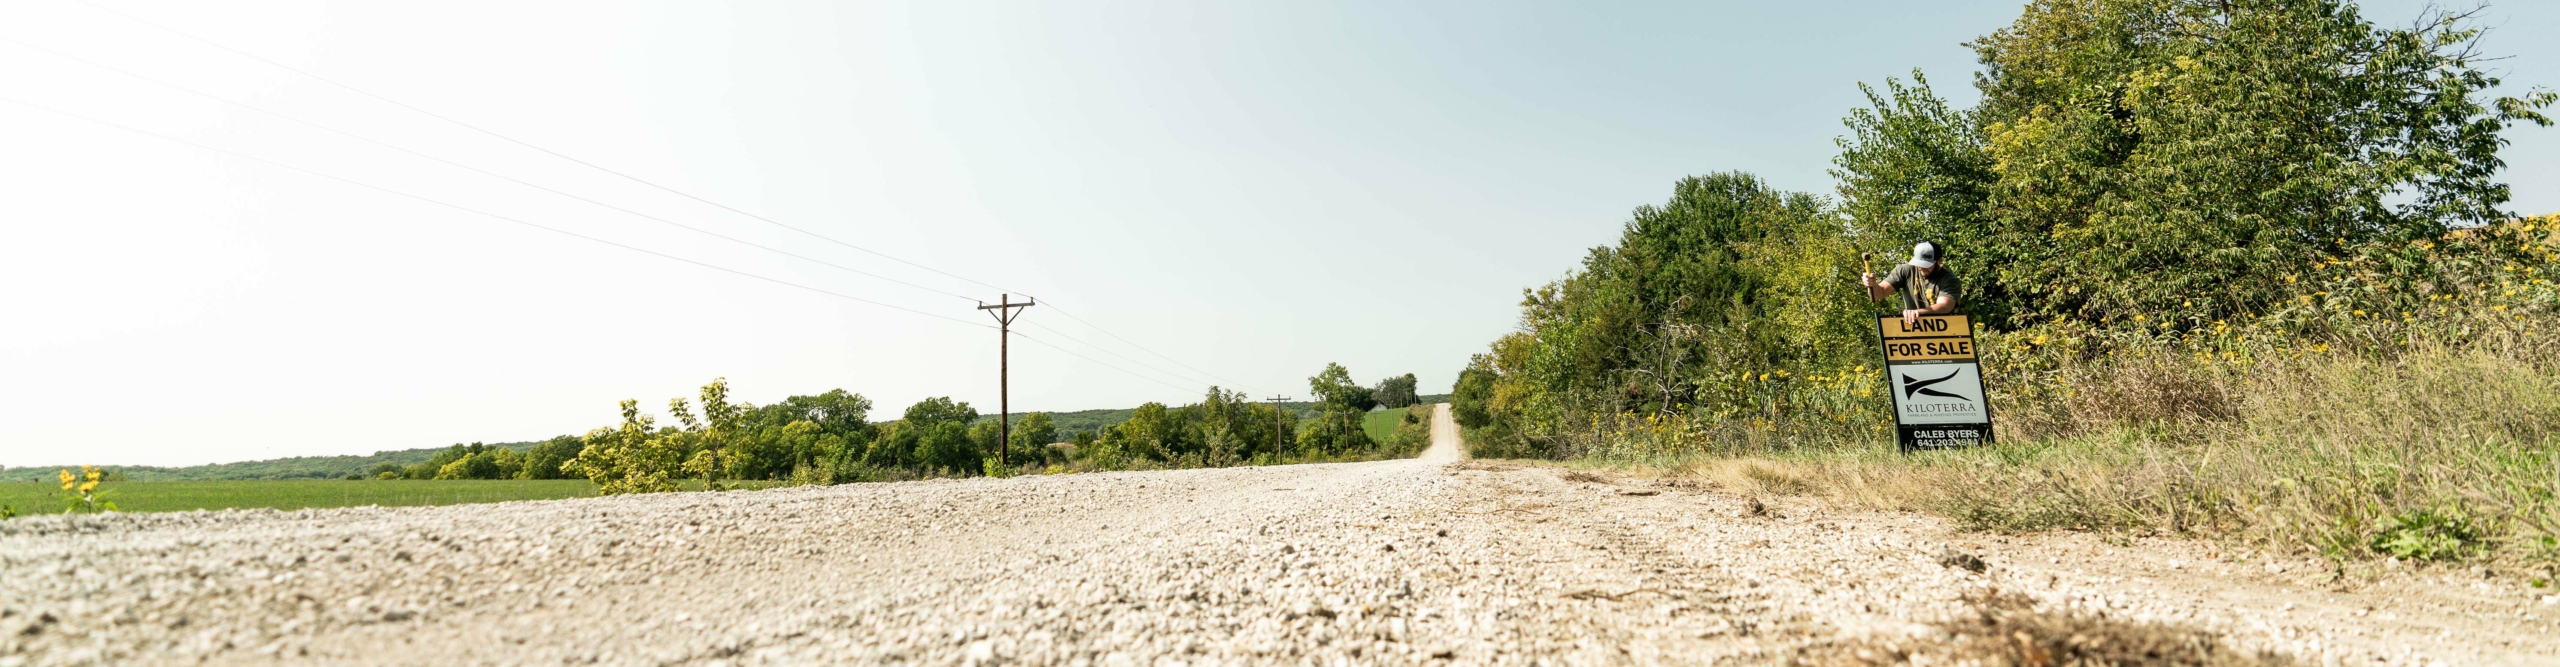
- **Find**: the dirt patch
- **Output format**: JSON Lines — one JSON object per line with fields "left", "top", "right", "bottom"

{"left": 1558, "top": 469, "right": 1611, "bottom": 484}
{"left": 1804, "top": 590, "right": 2291, "bottom": 667}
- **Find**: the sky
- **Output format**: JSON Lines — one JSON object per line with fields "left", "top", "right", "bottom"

{"left": 3, "top": 1, "right": 2554, "bottom": 467}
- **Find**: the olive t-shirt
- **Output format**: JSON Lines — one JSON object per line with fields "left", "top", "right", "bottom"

{"left": 1884, "top": 264, "right": 1962, "bottom": 312}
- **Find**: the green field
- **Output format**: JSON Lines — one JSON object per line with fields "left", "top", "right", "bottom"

{"left": 0, "top": 480, "right": 600, "bottom": 515}
{"left": 1362, "top": 409, "right": 1405, "bottom": 444}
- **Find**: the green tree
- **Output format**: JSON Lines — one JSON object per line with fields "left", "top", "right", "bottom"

{"left": 1009, "top": 412, "right": 1059, "bottom": 464}
{"left": 434, "top": 451, "right": 502, "bottom": 480}
{"left": 1839, "top": 0, "right": 2554, "bottom": 325}
{"left": 1831, "top": 70, "right": 2002, "bottom": 320}
{"left": 1372, "top": 373, "right": 1419, "bottom": 409}
{"left": 1105, "top": 402, "right": 1182, "bottom": 462}
{"left": 902, "top": 396, "right": 979, "bottom": 428}
{"left": 913, "top": 421, "right": 978, "bottom": 473}
{"left": 1450, "top": 360, "right": 1497, "bottom": 430}
{"left": 519, "top": 436, "right": 586, "bottom": 480}
{"left": 765, "top": 389, "right": 873, "bottom": 436}
{"left": 865, "top": 421, "right": 921, "bottom": 469}
{"left": 1297, "top": 363, "right": 1377, "bottom": 454}
{"left": 564, "top": 400, "right": 682, "bottom": 494}
{"left": 671, "top": 378, "right": 746, "bottom": 488}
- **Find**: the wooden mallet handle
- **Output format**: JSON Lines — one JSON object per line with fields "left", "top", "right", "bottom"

{"left": 1860, "top": 252, "right": 1876, "bottom": 301}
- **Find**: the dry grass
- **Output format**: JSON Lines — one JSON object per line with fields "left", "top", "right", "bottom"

{"left": 1638, "top": 333, "right": 2560, "bottom": 569}
{"left": 1803, "top": 590, "right": 2290, "bottom": 666}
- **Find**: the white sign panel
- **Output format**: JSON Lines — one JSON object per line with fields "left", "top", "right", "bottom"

{"left": 1889, "top": 363, "right": 1988, "bottom": 425}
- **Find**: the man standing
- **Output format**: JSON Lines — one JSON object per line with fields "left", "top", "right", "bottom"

{"left": 1862, "top": 241, "right": 1961, "bottom": 324}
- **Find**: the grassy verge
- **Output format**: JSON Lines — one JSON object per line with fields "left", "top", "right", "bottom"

{"left": 1580, "top": 333, "right": 2560, "bottom": 572}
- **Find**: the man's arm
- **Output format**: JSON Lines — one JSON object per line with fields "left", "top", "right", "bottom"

{"left": 1861, "top": 273, "right": 1895, "bottom": 300}
{"left": 1901, "top": 294, "right": 1955, "bottom": 321}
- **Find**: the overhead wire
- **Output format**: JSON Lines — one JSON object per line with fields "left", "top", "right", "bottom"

{"left": 0, "top": 95, "right": 993, "bottom": 330}
{"left": 2, "top": 95, "right": 1232, "bottom": 397}
{"left": 1016, "top": 321, "right": 1226, "bottom": 389}
{"left": 63, "top": 0, "right": 1264, "bottom": 394}
{"left": 1008, "top": 331, "right": 1210, "bottom": 395}
{"left": 0, "top": 36, "right": 984, "bottom": 305}
{"left": 1033, "top": 306, "right": 1256, "bottom": 390}
{"left": 68, "top": 0, "right": 1020, "bottom": 297}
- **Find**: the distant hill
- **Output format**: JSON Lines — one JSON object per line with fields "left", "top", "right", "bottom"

{"left": 0, "top": 441, "right": 545, "bottom": 483}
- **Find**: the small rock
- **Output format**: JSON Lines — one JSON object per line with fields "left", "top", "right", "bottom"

{"left": 1935, "top": 547, "right": 1987, "bottom": 574}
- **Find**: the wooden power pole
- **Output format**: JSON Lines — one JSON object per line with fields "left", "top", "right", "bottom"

{"left": 1266, "top": 395, "right": 1292, "bottom": 455}
{"left": 978, "top": 294, "right": 1036, "bottom": 469}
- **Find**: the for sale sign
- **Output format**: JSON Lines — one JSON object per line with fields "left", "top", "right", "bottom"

{"left": 1877, "top": 314, "right": 1993, "bottom": 451}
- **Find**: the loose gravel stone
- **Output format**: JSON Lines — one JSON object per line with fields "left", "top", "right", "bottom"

{"left": 1, "top": 406, "right": 2545, "bottom": 665}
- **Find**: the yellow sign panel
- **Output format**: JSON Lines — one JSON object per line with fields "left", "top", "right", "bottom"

{"left": 1882, "top": 338, "right": 1977, "bottom": 362}
{"left": 1878, "top": 314, "right": 1971, "bottom": 340}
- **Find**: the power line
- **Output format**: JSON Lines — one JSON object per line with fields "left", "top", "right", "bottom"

{"left": 0, "top": 35, "right": 983, "bottom": 305}
{"left": 7, "top": 93, "right": 1237, "bottom": 400}
{"left": 1036, "top": 304, "right": 1257, "bottom": 390}
{"left": 0, "top": 95, "right": 994, "bottom": 330}
{"left": 1010, "top": 331, "right": 1212, "bottom": 396}
{"left": 70, "top": 0, "right": 1019, "bottom": 297}
{"left": 69, "top": 0, "right": 1261, "bottom": 393}
{"left": 1018, "top": 321, "right": 1228, "bottom": 390}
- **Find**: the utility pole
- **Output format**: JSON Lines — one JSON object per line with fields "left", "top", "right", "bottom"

{"left": 978, "top": 294, "right": 1036, "bottom": 470}
{"left": 1266, "top": 395, "right": 1292, "bottom": 455}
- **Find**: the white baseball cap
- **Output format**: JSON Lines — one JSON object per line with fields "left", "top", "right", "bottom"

{"left": 1909, "top": 241, "right": 1940, "bottom": 269}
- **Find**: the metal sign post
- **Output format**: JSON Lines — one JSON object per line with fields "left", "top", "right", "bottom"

{"left": 1875, "top": 314, "right": 1994, "bottom": 452}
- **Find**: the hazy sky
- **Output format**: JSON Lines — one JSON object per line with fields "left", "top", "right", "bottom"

{"left": 4, "top": 1, "right": 2554, "bottom": 467}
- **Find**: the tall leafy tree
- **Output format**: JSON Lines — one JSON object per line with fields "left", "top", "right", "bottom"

{"left": 1297, "top": 363, "right": 1377, "bottom": 454}
{"left": 565, "top": 400, "right": 682, "bottom": 494}
{"left": 1372, "top": 374, "right": 1419, "bottom": 409}
{"left": 1838, "top": 0, "right": 2554, "bottom": 324}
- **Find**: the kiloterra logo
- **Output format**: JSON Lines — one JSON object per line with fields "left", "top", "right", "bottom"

{"left": 1900, "top": 368, "right": 1971, "bottom": 401}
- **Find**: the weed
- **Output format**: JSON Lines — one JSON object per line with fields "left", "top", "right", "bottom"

{"left": 2370, "top": 507, "right": 2486, "bottom": 562}
{"left": 2526, "top": 535, "right": 2560, "bottom": 577}
{"left": 57, "top": 466, "right": 117, "bottom": 514}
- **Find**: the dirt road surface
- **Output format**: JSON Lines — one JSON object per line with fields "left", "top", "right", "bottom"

{"left": 4, "top": 405, "right": 2548, "bottom": 665}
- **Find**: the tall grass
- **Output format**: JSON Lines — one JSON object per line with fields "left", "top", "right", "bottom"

{"left": 1542, "top": 217, "right": 2560, "bottom": 567}
{"left": 1582, "top": 314, "right": 2560, "bottom": 568}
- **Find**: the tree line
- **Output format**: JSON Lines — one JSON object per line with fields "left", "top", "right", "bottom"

{"left": 373, "top": 364, "right": 1434, "bottom": 493}
{"left": 1451, "top": 0, "right": 2555, "bottom": 457}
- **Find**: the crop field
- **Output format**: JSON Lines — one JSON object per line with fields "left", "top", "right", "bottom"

{"left": 0, "top": 479, "right": 599, "bottom": 515}
{"left": 1361, "top": 408, "right": 1405, "bottom": 444}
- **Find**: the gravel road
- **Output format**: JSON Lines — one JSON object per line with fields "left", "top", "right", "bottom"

{"left": 4, "top": 404, "right": 2548, "bottom": 665}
